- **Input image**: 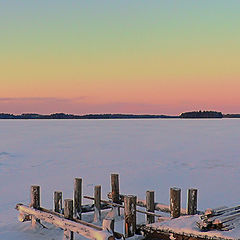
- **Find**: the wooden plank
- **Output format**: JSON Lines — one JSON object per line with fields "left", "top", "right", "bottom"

{"left": 16, "top": 204, "right": 114, "bottom": 240}
{"left": 124, "top": 195, "right": 137, "bottom": 238}
{"left": 146, "top": 190, "right": 155, "bottom": 224}
{"left": 74, "top": 178, "right": 82, "bottom": 220}
{"left": 170, "top": 187, "right": 181, "bottom": 218}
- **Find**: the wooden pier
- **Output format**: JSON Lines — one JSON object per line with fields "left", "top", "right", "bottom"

{"left": 15, "top": 173, "right": 239, "bottom": 240}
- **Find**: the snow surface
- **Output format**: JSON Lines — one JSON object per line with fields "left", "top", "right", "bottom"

{"left": 1, "top": 119, "right": 240, "bottom": 239}
{"left": 152, "top": 215, "right": 240, "bottom": 239}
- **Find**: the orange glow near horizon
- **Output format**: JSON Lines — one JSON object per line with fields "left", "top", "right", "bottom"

{"left": 1, "top": 1, "right": 240, "bottom": 114}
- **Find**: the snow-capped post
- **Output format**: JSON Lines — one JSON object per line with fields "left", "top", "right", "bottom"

{"left": 170, "top": 187, "right": 181, "bottom": 218}
{"left": 146, "top": 190, "right": 155, "bottom": 224}
{"left": 124, "top": 195, "right": 137, "bottom": 238}
{"left": 74, "top": 178, "right": 82, "bottom": 219}
{"left": 94, "top": 185, "right": 101, "bottom": 222}
{"left": 111, "top": 173, "right": 121, "bottom": 215}
{"left": 64, "top": 199, "right": 74, "bottom": 240}
{"left": 30, "top": 185, "right": 41, "bottom": 227}
{"left": 187, "top": 188, "right": 198, "bottom": 215}
{"left": 54, "top": 191, "right": 62, "bottom": 213}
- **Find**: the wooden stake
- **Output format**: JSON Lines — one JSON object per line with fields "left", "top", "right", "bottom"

{"left": 94, "top": 185, "right": 101, "bottom": 222}
{"left": 54, "top": 191, "right": 62, "bottom": 213}
{"left": 74, "top": 178, "right": 82, "bottom": 219}
{"left": 31, "top": 185, "right": 40, "bottom": 209}
{"left": 124, "top": 195, "right": 136, "bottom": 238}
{"left": 30, "top": 185, "right": 40, "bottom": 227}
{"left": 146, "top": 190, "right": 155, "bottom": 224}
{"left": 187, "top": 188, "right": 198, "bottom": 215}
{"left": 111, "top": 174, "right": 120, "bottom": 203}
{"left": 111, "top": 173, "right": 121, "bottom": 216}
{"left": 64, "top": 199, "right": 74, "bottom": 240}
{"left": 170, "top": 187, "right": 181, "bottom": 218}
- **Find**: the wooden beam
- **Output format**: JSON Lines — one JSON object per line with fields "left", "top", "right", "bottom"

{"left": 108, "top": 192, "right": 188, "bottom": 215}
{"left": 84, "top": 195, "right": 163, "bottom": 217}
{"left": 16, "top": 204, "right": 114, "bottom": 240}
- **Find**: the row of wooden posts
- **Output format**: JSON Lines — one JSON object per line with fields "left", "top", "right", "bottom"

{"left": 25, "top": 173, "right": 198, "bottom": 239}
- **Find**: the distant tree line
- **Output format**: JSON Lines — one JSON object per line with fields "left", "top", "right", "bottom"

{"left": 1, "top": 111, "right": 239, "bottom": 119}
{"left": 0, "top": 113, "right": 178, "bottom": 119}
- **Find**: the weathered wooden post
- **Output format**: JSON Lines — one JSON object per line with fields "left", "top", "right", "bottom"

{"left": 94, "top": 185, "right": 101, "bottom": 222}
{"left": 54, "top": 191, "right": 62, "bottom": 213}
{"left": 170, "top": 187, "right": 181, "bottom": 218}
{"left": 74, "top": 178, "right": 82, "bottom": 219}
{"left": 124, "top": 195, "right": 136, "bottom": 238}
{"left": 146, "top": 190, "right": 155, "bottom": 224}
{"left": 30, "top": 185, "right": 40, "bottom": 227}
{"left": 111, "top": 173, "right": 121, "bottom": 216}
{"left": 64, "top": 199, "right": 74, "bottom": 240}
{"left": 187, "top": 188, "right": 198, "bottom": 215}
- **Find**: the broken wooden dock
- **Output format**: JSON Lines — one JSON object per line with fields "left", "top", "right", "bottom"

{"left": 15, "top": 173, "right": 240, "bottom": 240}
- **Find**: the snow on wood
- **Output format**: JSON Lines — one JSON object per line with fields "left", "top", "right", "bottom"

{"left": 16, "top": 204, "right": 114, "bottom": 240}
{"left": 140, "top": 215, "right": 239, "bottom": 240}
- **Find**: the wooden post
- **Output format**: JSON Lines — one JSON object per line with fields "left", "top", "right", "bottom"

{"left": 94, "top": 185, "right": 101, "bottom": 222}
{"left": 111, "top": 173, "right": 121, "bottom": 216}
{"left": 54, "top": 191, "right": 62, "bottom": 213}
{"left": 74, "top": 178, "right": 82, "bottom": 219}
{"left": 187, "top": 188, "right": 198, "bottom": 215}
{"left": 64, "top": 199, "right": 74, "bottom": 240}
{"left": 124, "top": 195, "right": 136, "bottom": 238}
{"left": 30, "top": 185, "right": 40, "bottom": 227}
{"left": 146, "top": 190, "right": 155, "bottom": 224}
{"left": 170, "top": 187, "right": 181, "bottom": 218}
{"left": 31, "top": 185, "right": 40, "bottom": 209}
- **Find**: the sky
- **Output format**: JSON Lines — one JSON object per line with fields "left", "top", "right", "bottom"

{"left": 0, "top": 0, "right": 240, "bottom": 115}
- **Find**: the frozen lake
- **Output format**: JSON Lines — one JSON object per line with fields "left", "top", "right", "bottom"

{"left": 0, "top": 119, "right": 240, "bottom": 238}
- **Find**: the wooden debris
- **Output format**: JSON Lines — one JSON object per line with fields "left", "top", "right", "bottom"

{"left": 197, "top": 204, "right": 240, "bottom": 231}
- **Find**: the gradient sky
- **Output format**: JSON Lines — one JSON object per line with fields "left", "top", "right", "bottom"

{"left": 0, "top": 1, "right": 240, "bottom": 114}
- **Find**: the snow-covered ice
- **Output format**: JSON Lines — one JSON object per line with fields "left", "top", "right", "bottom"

{"left": 0, "top": 119, "right": 240, "bottom": 239}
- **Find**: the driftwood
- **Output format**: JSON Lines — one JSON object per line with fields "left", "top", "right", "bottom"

{"left": 16, "top": 203, "right": 114, "bottom": 240}
{"left": 197, "top": 204, "right": 240, "bottom": 231}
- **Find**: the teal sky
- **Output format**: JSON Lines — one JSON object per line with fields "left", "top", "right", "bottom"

{"left": 1, "top": 1, "right": 240, "bottom": 114}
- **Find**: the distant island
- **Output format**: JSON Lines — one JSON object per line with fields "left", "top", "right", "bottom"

{"left": 0, "top": 111, "right": 239, "bottom": 119}
{"left": 180, "top": 111, "right": 223, "bottom": 118}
